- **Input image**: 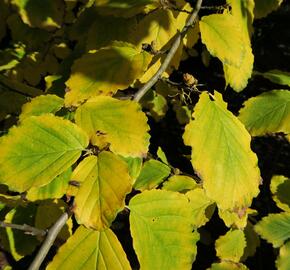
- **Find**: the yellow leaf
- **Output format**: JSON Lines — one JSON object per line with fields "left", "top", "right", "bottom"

{"left": 183, "top": 92, "right": 260, "bottom": 210}
{"left": 209, "top": 261, "right": 249, "bottom": 270}
{"left": 0, "top": 114, "right": 88, "bottom": 192}
{"left": 46, "top": 226, "right": 131, "bottom": 270}
{"left": 75, "top": 96, "right": 150, "bottom": 157}
{"left": 65, "top": 42, "right": 152, "bottom": 107}
{"left": 74, "top": 153, "right": 132, "bottom": 230}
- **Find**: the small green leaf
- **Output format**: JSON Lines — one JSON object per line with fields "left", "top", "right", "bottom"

{"left": 254, "top": 0, "right": 283, "bottom": 19}
{"left": 75, "top": 96, "right": 150, "bottom": 157}
{"left": 209, "top": 262, "right": 249, "bottom": 270}
{"left": 19, "top": 94, "right": 63, "bottom": 122}
{"left": 215, "top": 229, "right": 246, "bottom": 262}
{"left": 46, "top": 226, "right": 131, "bottom": 270}
{"left": 133, "top": 159, "right": 171, "bottom": 191}
{"left": 121, "top": 156, "right": 143, "bottom": 181}
{"left": 157, "top": 146, "right": 168, "bottom": 165}
{"left": 0, "top": 114, "right": 88, "bottom": 192}
{"left": 276, "top": 241, "right": 290, "bottom": 270}
{"left": 200, "top": 14, "right": 245, "bottom": 67}
{"left": 254, "top": 70, "right": 290, "bottom": 87}
{"left": 73, "top": 153, "right": 132, "bottom": 230}
{"left": 270, "top": 175, "right": 290, "bottom": 212}
{"left": 241, "top": 222, "right": 260, "bottom": 261}
{"left": 162, "top": 175, "right": 198, "bottom": 193}
{"left": 239, "top": 90, "right": 290, "bottom": 136}
{"left": 129, "top": 190, "right": 199, "bottom": 270}
{"left": 255, "top": 213, "right": 290, "bottom": 248}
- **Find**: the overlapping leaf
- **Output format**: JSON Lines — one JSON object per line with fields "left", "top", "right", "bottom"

{"left": 276, "top": 241, "right": 290, "bottom": 270}
{"left": 254, "top": 70, "right": 290, "bottom": 87}
{"left": 239, "top": 90, "right": 290, "bottom": 136}
{"left": 254, "top": 0, "right": 284, "bottom": 19}
{"left": 129, "top": 190, "right": 199, "bottom": 270}
{"left": 183, "top": 92, "right": 260, "bottom": 210}
{"left": 162, "top": 175, "right": 198, "bottom": 193}
{"left": 270, "top": 175, "right": 290, "bottom": 212}
{"left": 75, "top": 96, "right": 150, "bottom": 157}
{"left": 0, "top": 114, "right": 88, "bottom": 192}
{"left": 73, "top": 153, "right": 132, "bottom": 230}
{"left": 46, "top": 226, "right": 131, "bottom": 270}
{"left": 65, "top": 43, "right": 152, "bottom": 107}
{"left": 209, "top": 262, "right": 249, "bottom": 270}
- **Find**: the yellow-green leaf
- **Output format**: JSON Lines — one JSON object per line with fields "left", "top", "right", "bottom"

{"left": 133, "top": 159, "right": 171, "bottom": 191}
{"left": 26, "top": 168, "right": 72, "bottom": 201}
{"left": 215, "top": 229, "right": 246, "bottom": 262}
{"left": 11, "top": 0, "right": 65, "bottom": 31}
{"left": 75, "top": 96, "right": 150, "bottom": 157}
{"left": 276, "top": 241, "right": 290, "bottom": 270}
{"left": 121, "top": 156, "right": 143, "bottom": 182}
{"left": 254, "top": 0, "right": 283, "bottom": 19}
{"left": 209, "top": 262, "right": 248, "bottom": 270}
{"left": 74, "top": 153, "right": 132, "bottom": 230}
{"left": 270, "top": 175, "right": 290, "bottom": 212}
{"left": 0, "top": 114, "right": 88, "bottom": 192}
{"left": 254, "top": 69, "right": 290, "bottom": 87}
{"left": 162, "top": 175, "right": 198, "bottom": 193}
{"left": 186, "top": 188, "right": 215, "bottom": 228}
{"left": 65, "top": 43, "right": 152, "bottom": 107}
{"left": 239, "top": 90, "right": 290, "bottom": 136}
{"left": 19, "top": 94, "right": 64, "bottom": 122}
{"left": 218, "top": 208, "right": 253, "bottom": 229}
{"left": 241, "top": 222, "right": 260, "bottom": 261}
{"left": 46, "top": 226, "right": 131, "bottom": 270}
{"left": 183, "top": 92, "right": 260, "bottom": 210}
{"left": 129, "top": 190, "right": 199, "bottom": 270}
{"left": 255, "top": 212, "right": 290, "bottom": 247}
{"left": 199, "top": 14, "right": 245, "bottom": 67}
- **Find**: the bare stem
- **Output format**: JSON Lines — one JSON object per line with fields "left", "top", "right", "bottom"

{"left": 28, "top": 212, "right": 69, "bottom": 270}
{"left": 133, "top": 0, "right": 203, "bottom": 102}
{"left": 0, "top": 221, "right": 47, "bottom": 237}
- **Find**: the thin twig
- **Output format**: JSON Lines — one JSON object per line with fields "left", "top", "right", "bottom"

{"left": 28, "top": 212, "right": 69, "bottom": 270}
{"left": 133, "top": 0, "right": 203, "bottom": 102}
{"left": 0, "top": 221, "right": 47, "bottom": 237}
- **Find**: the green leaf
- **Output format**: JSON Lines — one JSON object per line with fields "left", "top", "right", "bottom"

{"left": 162, "top": 175, "right": 198, "bottom": 193}
{"left": 11, "top": 0, "right": 65, "bottom": 30}
{"left": 121, "top": 156, "right": 143, "bottom": 181}
{"left": 276, "top": 241, "right": 290, "bottom": 270}
{"left": 74, "top": 153, "right": 132, "bottom": 230}
{"left": 64, "top": 43, "right": 152, "bottom": 107}
{"left": 19, "top": 94, "right": 64, "bottom": 122}
{"left": 215, "top": 229, "right": 246, "bottom": 262}
{"left": 133, "top": 159, "right": 171, "bottom": 191}
{"left": 254, "top": 0, "right": 283, "bottom": 19}
{"left": 254, "top": 70, "right": 290, "bottom": 87}
{"left": 157, "top": 146, "right": 168, "bottom": 165}
{"left": 186, "top": 188, "right": 215, "bottom": 228}
{"left": 199, "top": 14, "right": 245, "bottom": 67}
{"left": 0, "top": 114, "right": 88, "bottom": 192}
{"left": 183, "top": 92, "right": 260, "bottom": 210}
{"left": 209, "top": 262, "right": 249, "bottom": 270}
{"left": 0, "top": 205, "right": 39, "bottom": 261}
{"left": 270, "top": 175, "right": 290, "bottom": 212}
{"left": 129, "top": 190, "right": 199, "bottom": 270}
{"left": 241, "top": 222, "right": 260, "bottom": 261}
{"left": 75, "top": 96, "right": 150, "bottom": 157}
{"left": 26, "top": 168, "right": 72, "bottom": 201}
{"left": 46, "top": 226, "right": 131, "bottom": 270}
{"left": 255, "top": 213, "right": 290, "bottom": 247}
{"left": 239, "top": 90, "right": 290, "bottom": 136}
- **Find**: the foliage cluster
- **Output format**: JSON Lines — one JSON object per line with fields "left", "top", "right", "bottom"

{"left": 0, "top": 0, "right": 289, "bottom": 269}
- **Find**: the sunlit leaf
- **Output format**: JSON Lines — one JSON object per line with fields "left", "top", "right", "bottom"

{"left": 183, "top": 92, "right": 260, "bottom": 210}
{"left": 75, "top": 96, "right": 150, "bottom": 157}
{"left": 129, "top": 190, "right": 199, "bottom": 270}
{"left": 276, "top": 241, "right": 290, "bottom": 270}
{"left": 26, "top": 168, "right": 72, "bottom": 201}
{"left": 0, "top": 114, "right": 88, "bottom": 192}
{"left": 270, "top": 175, "right": 290, "bottom": 212}
{"left": 255, "top": 212, "right": 290, "bottom": 248}
{"left": 199, "top": 14, "right": 245, "bottom": 67}
{"left": 186, "top": 188, "right": 215, "bottom": 228}
{"left": 74, "top": 153, "right": 132, "bottom": 230}
{"left": 65, "top": 42, "right": 152, "bottom": 107}
{"left": 162, "top": 175, "right": 198, "bottom": 193}
{"left": 254, "top": 70, "right": 290, "bottom": 87}
{"left": 218, "top": 208, "right": 252, "bottom": 229}
{"left": 215, "top": 229, "right": 246, "bottom": 262}
{"left": 254, "top": 0, "right": 283, "bottom": 19}
{"left": 209, "top": 262, "right": 249, "bottom": 270}
{"left": 133, "top": 159, "right": 171, "bottom": 191}
{"left": 11, "top": 0, "right": 65, "bottom": 30}
{"left": 239, "top": 90, "right": 290, "bottom": 136}
{"left": 121, "top": 156, "right": 143, "bottom": 182}
{"left": 46, "top": 226, "right": 131, "bottom": 270}
{"left": 19, "top": 94, "right": 63, "bottom": 122}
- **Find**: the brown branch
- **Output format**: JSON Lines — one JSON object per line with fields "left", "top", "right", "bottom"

{"left": 28, "top": 212, "right": 69, "bottom": 270}
{"left": 133, "top": 0, "right": 203, "bottom": 102}
{"left": 0, "top": 221, "right": 47, "bottom": 237}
